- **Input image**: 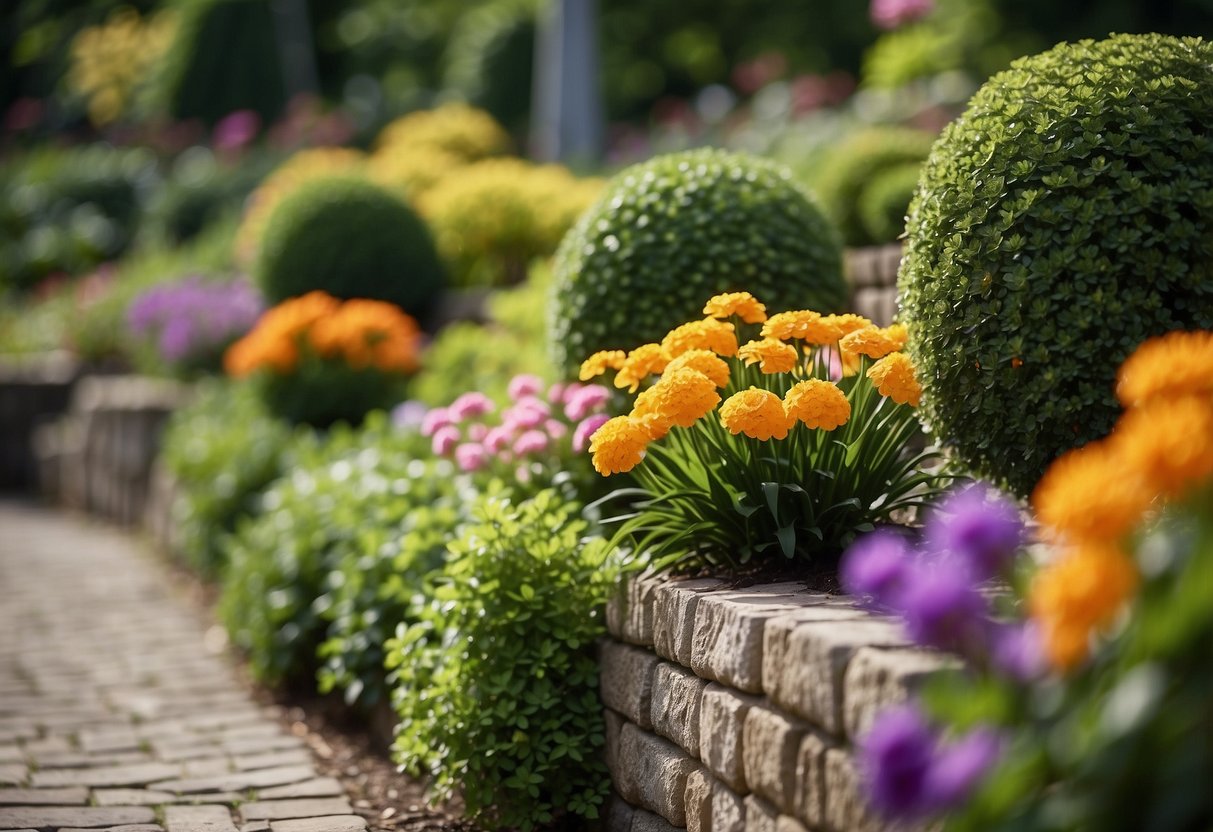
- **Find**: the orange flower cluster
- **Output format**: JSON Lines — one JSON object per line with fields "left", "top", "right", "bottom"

{"left": 581, "top": 292, "right": 922, "bottom": 476}
{"left": 224, "top": 291, "right": 422, "bottom": 379}
{"left": 1030, "top": 329, "right": 1213, "bottom": 670}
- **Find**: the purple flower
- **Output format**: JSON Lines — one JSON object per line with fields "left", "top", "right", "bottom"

{"left": 989, "top": 621, "right": 1046, "bottom": 682}
{"left": 212, "top": 109, "right": 260, "bottom": 151}
{"left": 925, "top": 484, "right": 1024, "bottom": 580}
{"left": 840, "top": 530, "right": 912, "bottom": 608}
{"left": 859, "top": 705, "right": 937, "bottom": 818}
{"left": 126, "top": 275, "right": 263, "bottom": 370}
{"left": 573, "top": 414, "right": 609, "bottom": 453}
{"left": 507, "top": 374, "right": 545, "bottom": 401}
{"left": 897, "top": 564, "right": 989, "bottom": 655}
{"left": 449, "top": 392, "right": 494, "bottom": 421}
{"left": 391, "top": 400, "right": 429, "bottom": 429}
{"left": 925, "top": 728, "right": 1004, "bottom": 807}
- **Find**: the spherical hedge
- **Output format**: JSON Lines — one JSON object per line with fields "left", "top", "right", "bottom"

{"left": 548, "top": 148, "right": 846, "bottom": 373}
{"left": 254, "top": 176, "right": 445, "bottom": 320}
{"left": 899, "top": 33, "right": 1213, "bottom": 497}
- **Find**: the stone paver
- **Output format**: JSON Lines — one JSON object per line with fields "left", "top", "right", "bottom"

{"left": 0, "top": 501, "right": 362, "bottom": 832}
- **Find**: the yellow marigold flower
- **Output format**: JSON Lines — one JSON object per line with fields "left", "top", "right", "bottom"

{"left": 866, "top": 352, "right": 922, "bottom": 407}
{"left": 1116, "top": 329, "right": 1213, "bottom": 407}
{"left": 821, "top": 313, "right": 874, "bottom": 338}
{"left": 1030, "top": 543, "right": 1138, "bottom": 670}
{"left": 579, "top": 349, "right": 627, "bottom": 381}
{"left": 1032, "top": 439, "right": 1152, "bottom": 545}
{"left": 784, "top": 380, "right": 850, "bottom": 430}
{"left": 738, "top": 338, "right": 799, "bottom": 374}
{"left": 703, "top": 291, "right": 767, "bottom": 323}
{"left": 1114, "top": 396, "right": 1213, "bottom": 498}
{"left": 882, "top": 323, "right": 909, "bottom": 350}
{"left": 589, "top": 415, "right": 650, "bottom": 475}
{"left": 615, "top": 344, "right": 670, "bottom": 392}
{"left": 762, "top": 310, "right": 822, "bottom": 341}
{"left": 840, "top": 326, "right": 899, "bottom": 360}
{"left": 719, "top": 388, "right": 791, "bottom": 440}
{"left": 661, "top": 319, "right": 738, "bottom": 358}
{"left": 664, "top": 349, "right": 730, "bottom": 388}
{"left": 632, "top": 368, "right": 721, "bottom": 438}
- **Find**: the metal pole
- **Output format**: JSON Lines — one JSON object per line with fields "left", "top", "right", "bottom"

{"left": 531, "top": 0, "right": 603, "bottom": 165}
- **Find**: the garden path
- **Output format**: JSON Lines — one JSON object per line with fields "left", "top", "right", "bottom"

{"left": 0, "top": 500, "right": 365, "bottom": 832}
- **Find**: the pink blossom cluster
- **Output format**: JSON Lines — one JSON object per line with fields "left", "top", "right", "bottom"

{"left": 870, "top": 0, "right": 934, "bottom": 30}
{"left": 420, "top": 374, "right": 612, "bottom": 477}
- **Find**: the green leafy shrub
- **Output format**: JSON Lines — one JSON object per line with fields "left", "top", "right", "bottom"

{"left": 548, "top": 148, "right": 846, "bottom": 374}
{"left": 807, "top": 127, "right": 935, "bottom": 247}
{"left": 389, "top": 490, "right": 614, "bottom": 830}
{"left": 899, "top": 33, "right": 1213, "bottom": 497}
{"left": 857, "top": 161, "right": 922, "bottom": 245}
{"left": 160, "top": 379, "right": 295, "bottom": 577}
{"left": 441, "top": 0, "right": 537, "bottom": 135}
{"left": 146, "top": 151, "right": 281, "bottom": 246}
{"left": 254, "top": 176, "right": 445, "bottom": 321}
{"left": 218, "top": 415, "right": 432, "bottom": 686}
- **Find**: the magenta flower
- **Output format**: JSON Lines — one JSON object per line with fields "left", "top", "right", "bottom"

{"left": 870, "top": 0, "right": 934, "bottom": 29}
{"left": 564, "top": 385, "right": 611, "bottom": 421}
{"left": 212, "top": 109, "right": 260, "bottom": 151}
{"left": 431, "top": 425, "right": 460, "bottom": 456}
{"left": 421, "top": 407, "right": 452, "bottom": 437}
{"left": 548, "top": 382, "right": 568, "bottom": 404}
{"left": 573, "top": 414, "right": 609, "bottom": 453}
{"left": 468, "top": 423, "right": 489, "bottom": 442}
{"left": 925, "top": 484, "right": 1024, "bottom": 580}
{"left": 840, "top": 530, "right": 912, "bottom": 608}
{"left": 514, "top": 430, "right": 550, "bottom": 455}
{"left": 449, "top": 392, "right": 495, "bottom": 421}
{"left": 483, "top": 426, "right": 512, "bottom": 454}
{"left": 455, "top": 443, "right": 488, "bottom": 472}
{"left": 504, "top": 405, "right": 547, "bottom": 431}
{"left": 508, "top": 374, "right": 545, "bottom": 400}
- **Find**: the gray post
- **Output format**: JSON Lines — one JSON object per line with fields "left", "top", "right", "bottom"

{"left": 271, "top": 0, "right": 320, "bottom": 100}
{"left": 531, "top": 0, "right": 604, "bottom": 166}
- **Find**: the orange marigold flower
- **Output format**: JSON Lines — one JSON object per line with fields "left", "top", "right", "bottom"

{"left": 223, "top": 291, "right": 340, "bottom": 377}
{"left": 821, "top": 313, "right": 874, "bottom": 338}
{"left": 661, "top": 319, "right": 738, "bottom": 358}
{"left": 1029, "top": 543, "right": 1138, "bottom": 670}
{"left": 1116, "top": 329, "right": 1213, "bottom": 407}
{"left": 882, "top": 323, "right": 909, "bottom": 350}
{"left": 615, "top": 344, "right": 670, "bottom": 392}
{"left": 737, "top": 338, "right": 799, "bottom": 374}
{"left": 579, "top": 349, "right": 627, "bottom": 381}
{"left": 866, "top": 352, "right": 922, "bottom": 407}
{"left": 703, "top": 291, "right": 767, "bottom": 324}
{"left": 632, "top": 367, "right": 721, "bottom": 438}
{"left": 719, "top": 388, "right": 791, "bottom": 440}
{"left": 589, "top": 415, "right": 650, "bottom": 475}
{"left": 761, "top": 310, "right": 827, "bottom": 342}
{"left": 664, "top": 349, "right": 730, "bottom": 388}
{"left": 783, "top": 379, "right": 850, "bottom": 430}
{"left": 310, "top": 299, "right": 422, "bottom": 374}
{"left": 1032, "top": 439, "right": 1152, "bottom": 545}
{"left": 840, "top": 326, "right": 898, "bottom": 360}
{"left": 1114, "top": 396, "right": 1213, "bottom": 498}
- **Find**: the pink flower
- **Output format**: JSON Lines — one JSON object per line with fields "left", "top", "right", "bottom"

{"left": 449, "top": 392, "right": 495, "bottom": 421}
{"left": 545, "top": 419, "right": 569, "bottom": 439}
{"left": 455, "top": 443, "right": 488, "bottom": 472}
{"left": 514, "top": 430, "right": 550, "bottom": 455}
{"left": 504, "top": 405, "right": 546, "bottom": 431}
{"left": 514, "top": 395, "right": 551, "bottom": 415}
{"left": 564, "top": 385, "right": 611, "bottom": 421}
{"left": 484, "top": 426, "right": 513, "bottom": 454}
{"left": 421, "top": 407, "right": 452, "bottom": 437}
{"left": 573, "top": 414, "right": 610, "bottom": 453}
{"left": 508, "top": 374, "right": 545, "bottom": 401}
{"left": 468, "top": 423, "right": 489, "bottom": 442}
{"left": 431, "top": 425, "right": 461, "bottom": 456}
{"left": 548, "top": 383, "right": 568, "bottom": 404}
{"left": 212, "top": 109, "right": 260, "bottom": 151}
{"left": 870, "top": 0, "right": 934, "bottom": 30}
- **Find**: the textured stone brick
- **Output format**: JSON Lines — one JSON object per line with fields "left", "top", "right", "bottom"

{"left": 698, "top": 685, "right": 761, "bottom": 793}
{"left": 600, "top": 642, "right": 661, "bottom": 730}
{"left": 30, "top": 761, "right": 180, "bottom": 788}
{"left": 741, "top": 707, "right": 809, "bottom": 814}
{"left": 269, "top": 817, "right": 366, "bottom": 832}
{"left": 712, "top": 784, "right": 746, "bottom": 832}
{"left": 843, "top": 648, "right": 954, "bottom": 740}
{"left": 240, "top": 798, "right": 353, "bottom": 822}
{"left": 761, "top": 607, "right": 867, "bottom": 694}
{"left": 684, "top": 768, "right": 713, "bottom": 832}
{"left": 774, "top": 815, "right": 809, "bottom": 832}
{"left": 603, "top": 793, "right": 635, "bottom": 832}
{"left": 230, "top": 750, "right": 312, "bottom": 772}
{"left": 607, "top": 573, "right": 659, "bottom": 646}
{"left": 604, "top": 709, "right": 626, "bottom": 780}
{"left": 0, "top": 806, "right": 156, "bottom": 828}
{"left": 823, "top": 749, "right": 885, "bottom": 832}
{"left": 652, "top": 579, "right": 725, "bottom": 666}
{"left": 792, "top": 731, "right": 835, "bottom": 828}
{"left": 743, "top": 795, "right": 779, "bottom": 832}
{"left": 154, "top": 764, "right": 315, "bottom": 794}
{"left": 164, "top": 804, "right": 238, "bottom": 832}
{"left": 631, "top": 807, "right": 680, "bottom": 832}
{"left": 615, "top": 724, "right": 697, "bottom": 826}
{"left": 766, "top": 619, "right": 907, "bottom": 734}
{"left": 0, "top": 786, "right": 89, "bottom": 805}
{"left": 651, "top": 663, "right": 709, "bottom": 757}
{"left": 256, "top": 778, "right": 344, "bottom": 799}
{"left": 690, "top": 588, "right": 822, "bottom": 693}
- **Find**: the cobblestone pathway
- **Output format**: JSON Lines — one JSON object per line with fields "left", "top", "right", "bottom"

{"left": 0, "top": 501, "right": 367, "bottom": 832}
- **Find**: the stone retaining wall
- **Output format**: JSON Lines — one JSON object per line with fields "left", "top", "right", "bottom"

{"left": 845, "top": 244, "right": 902, "bottom": 327}
{"left": 0, "top": 352, "right": 82, "bottom": 492}
{"left": 34, "top": 375, "right": 191, "bottom": 527}
{"left": 600, "top": 572, "right": 953, "bottom": 832}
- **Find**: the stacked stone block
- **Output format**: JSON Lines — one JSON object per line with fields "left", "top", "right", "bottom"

{"left": 844, "top": 244, "right": 902, "bottom": 327}
{"left": 0, "top": 352, "right": 80, "bottom": 492}
{"left": 600, "top": 572, "right": 955, "bottom": 832}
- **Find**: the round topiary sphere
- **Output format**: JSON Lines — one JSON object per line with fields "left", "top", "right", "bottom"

{"left": 254, "top": 176, "right": 445, "bottom": 320}
{"left": 549, "top": 148, "right": 846, "bottom": 373}
{"left": 899, "top": 33, "right": 1213, "bottom": 497}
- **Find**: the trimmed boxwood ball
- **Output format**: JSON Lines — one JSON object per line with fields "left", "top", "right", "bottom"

{"left": 549, "top": 148, "right": 846, "bottom": 373}
{"left": 254, "top": 176, "right": 445, "bottom": 320}
{"left": 899, "top": 33, "right": 1213, "bottom": 497}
